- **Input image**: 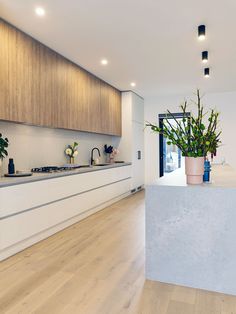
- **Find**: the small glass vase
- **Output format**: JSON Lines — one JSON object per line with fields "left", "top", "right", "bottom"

{"left": 105, "top": 155, "right": 110, "bottom": 163}
{"left": 106, "top": 154, "right": 115, "bottom": 164}
{"left": 69, "top": 157, "right": 75, "bottom": 164}
{"left": 109, "top": 156, "right": 115, "bottom": 164}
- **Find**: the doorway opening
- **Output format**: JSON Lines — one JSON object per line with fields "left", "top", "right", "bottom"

{"left": 159, "top": 112, "right": 190, "bottom": 177}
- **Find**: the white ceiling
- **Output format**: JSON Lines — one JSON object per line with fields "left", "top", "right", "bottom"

{"left": 0, "top": 0, "right": 236, "bottom": 100}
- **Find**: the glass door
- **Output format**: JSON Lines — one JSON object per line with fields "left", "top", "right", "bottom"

{"left": 159, "top": 113, "right": 190, "bottom": 177}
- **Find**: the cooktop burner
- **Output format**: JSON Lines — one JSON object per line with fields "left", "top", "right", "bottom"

{"left": 32, "top": 166, "right": 61, "bottom": 173}
{"left": 31, "top": 165, "right": 90, "bottom": 173}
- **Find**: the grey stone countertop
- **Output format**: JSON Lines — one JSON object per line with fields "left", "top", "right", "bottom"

{"left": 0, "top": 162, "right": 132, "bottom": 188}
{"left": 152, "top": 164, "right": 236, "bottom": 188}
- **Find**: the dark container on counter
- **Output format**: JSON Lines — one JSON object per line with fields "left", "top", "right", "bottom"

{"left": 8, "top": 158, "right": 15, "bottom": 174}
{"left": 203, "top": 159, "right": 211, "bottom": 182}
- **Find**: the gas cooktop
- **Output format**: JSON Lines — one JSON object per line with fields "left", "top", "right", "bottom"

{"left": 31, "top": 165, "right": 90, "bottom": 173}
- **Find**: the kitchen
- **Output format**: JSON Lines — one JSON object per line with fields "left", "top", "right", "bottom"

{"left": 1, "top": 1, "right": 236, "bottom": 313}
{"left": 0, "top": 16, "right": 144, "bottom": 262}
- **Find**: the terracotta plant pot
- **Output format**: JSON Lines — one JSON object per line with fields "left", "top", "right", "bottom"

{"left": 185, "top": 157, "right": 204, "bottom": 185}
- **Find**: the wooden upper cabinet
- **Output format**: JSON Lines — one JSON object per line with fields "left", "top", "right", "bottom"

{"left": 37, "top": 47, "right": 58, "bottom": 127}
{"left": 0, "top": 20, "right": 10, "bottom": 120}
{"left": 0, "top": 18, "right": 122, "bottom": 136}
{"left": 0, "top": 20, "right": 54, "bottom": 126}
{"left": 87, "top": 75, "right": 101, "bottom": 133}
{"left": 100, "top": 82, "right": 121, "bottom": 136}
{"left": 54, "top": 59, "right": 83, "bottom": 130}
{"left": 54, "top": 64, "right": 101, "bottom": 133}
{"left": 100, "top": 82, "right": 110, "bottom": 134}
{"left": 110, "top": 87, "right": 122, "bottom": 136}
{"left": 0, "top": 20, "right": 40, "bottom": 125}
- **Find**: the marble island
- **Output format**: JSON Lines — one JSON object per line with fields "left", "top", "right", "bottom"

{"left": 146, "top": 164, "right": 236, "bottom": 296}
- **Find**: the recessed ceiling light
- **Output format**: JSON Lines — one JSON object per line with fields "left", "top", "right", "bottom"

{"left": 202, "top": 51, "right": 208, "bottom": 63}
{"left": 198, "top": 34, "right": 205, "bottom": 41}
{"left": 204, "top": 68, "right": 210, "bottom": 78}
{"left": 101, "top": 59, "right": 108, "bottom": 65}
{"left": 198, "top": 25, "right": 206, "bottom": 41}
{"left": 35, "top": 7, "right": 45, "bottom": 16}
{"left": 130, "top": 82, "right": 136, "bottom": 87}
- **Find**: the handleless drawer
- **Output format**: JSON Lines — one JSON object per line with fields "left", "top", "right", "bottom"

{"left": 0, "top": 165, "right": 131, "bottom": 218}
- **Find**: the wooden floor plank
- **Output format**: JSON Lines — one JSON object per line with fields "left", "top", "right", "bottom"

{"left": 166, "top": 300, "right": 195, "bottom": 314}
{"left": 171, "top": 284, "right": 197, "bottom": 305}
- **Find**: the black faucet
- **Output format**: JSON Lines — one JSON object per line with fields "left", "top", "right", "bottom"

{"left": 91, "top": 147, "right": 101, "bottom": 165}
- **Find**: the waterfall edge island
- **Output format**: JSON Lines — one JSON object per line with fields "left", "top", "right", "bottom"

{"left": 146, "top": 165, "right": 236, "bottom": 296}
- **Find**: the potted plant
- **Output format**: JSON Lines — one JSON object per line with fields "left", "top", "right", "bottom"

{"left": 65, "top": 142, "right": 79, "bottom": 164}
{"left": 146, "top": 90, "right": 221, "bottom": 184}
{"left": 0, "top": 133, "right": 9, "bottom": 176}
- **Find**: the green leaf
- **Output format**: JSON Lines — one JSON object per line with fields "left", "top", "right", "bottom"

{"left": 0, "top": 133, "right": 9, "bottom": 159}
{"left": 145, "top": 90, "right": 221, "bottom": 155}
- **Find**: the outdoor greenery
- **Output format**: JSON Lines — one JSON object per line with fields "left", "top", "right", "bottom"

{"left": 146, "top": 90, "right": 221, "bottom": 157}
{"left": 0, "top": 133, "right": 9, "bottom": 160}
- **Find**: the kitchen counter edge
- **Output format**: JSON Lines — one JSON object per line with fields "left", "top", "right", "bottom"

{"left": 0, "top": 162, "right": 132, "bottom": 188}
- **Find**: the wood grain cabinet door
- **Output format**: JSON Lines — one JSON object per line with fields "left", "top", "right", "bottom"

{"left": 53, "top": 60, "right": 85, "bottom": 130}
{"left": 0, "top": 20, "right": 56, "bottom": 127}
{"left": 110, "top": 87, "right": 122, "bottom": 136}
{"left": 100, "top": 82, "right": 121, "bottom": 136}
{"left": 87, "top": 75, "right": 101, "bottom": 133}
{"left": 37, "top": 46, "right": 58, "bottom": 127}
{"left": 0, "top": 20, "right": 41, "bottom": 125}
{"left": 100, "top": 82, "right": 111, "bottom": 134}
{"left": 14, "top": 29, "right": 41, "bottom": 125}
{"left": 0, "top": 20, "right": 10, "bottom": 120}
{"left": 53, "top": 64, "right": 98, "bottom": 132}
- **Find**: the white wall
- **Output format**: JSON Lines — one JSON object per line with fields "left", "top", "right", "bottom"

{"left": 145, "top": 91, "right": 236, "bottom": 184}
{"left": 0, "top": 121, "right": 119, "bottom": 173}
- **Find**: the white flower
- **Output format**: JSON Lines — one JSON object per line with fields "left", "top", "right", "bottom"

{"left": 65, "top": 148, "right": 72, "bottom": 156}
{"left": 73, "top": 151, "right": 78, "bottom": 157}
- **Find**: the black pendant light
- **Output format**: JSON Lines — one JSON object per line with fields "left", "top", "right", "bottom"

{"left": 204, "top": 68, "right": 210, "bottom": 77}
{"left": 198, "top": 25, "right": 206, "bottom": 40}
{"left": 202, "top": 51, "right": 208, "bottom": 63}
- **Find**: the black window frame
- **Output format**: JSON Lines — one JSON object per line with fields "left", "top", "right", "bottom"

{"left": 159, "top": 112, "right": 191, "bottom": 177}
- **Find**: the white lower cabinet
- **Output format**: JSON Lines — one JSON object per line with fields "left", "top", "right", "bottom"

{"left": 0, "top": 165, "right": 131, "bottom": 261}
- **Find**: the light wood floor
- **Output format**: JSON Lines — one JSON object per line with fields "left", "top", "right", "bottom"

{"left": 1, "top": 191, "right": 236, "bottom": 314}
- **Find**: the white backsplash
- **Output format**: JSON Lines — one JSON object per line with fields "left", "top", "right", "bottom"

{"left": 0, "top": 121, "right": 120, "bottom": 173}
